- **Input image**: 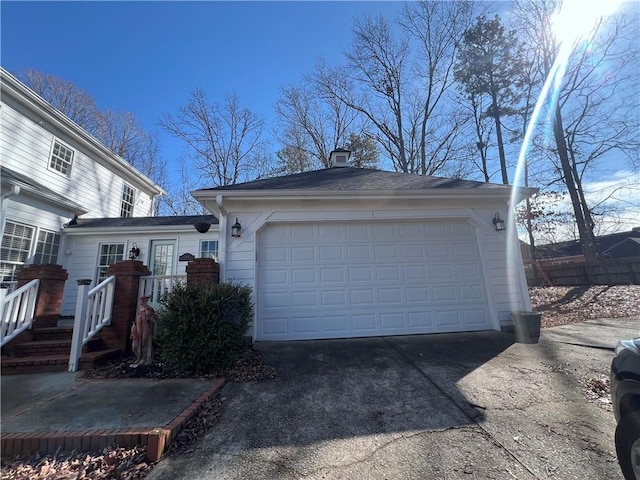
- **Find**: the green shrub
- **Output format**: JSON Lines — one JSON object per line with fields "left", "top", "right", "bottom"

{"left": 156, "top": 282, "right": 252, "bottom": 374}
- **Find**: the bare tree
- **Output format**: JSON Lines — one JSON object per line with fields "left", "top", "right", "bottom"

{"left": 275, "top": 81, "right": 359, "bottom": 171}
{"left": 23, "top": 69, "right": 100, "bottom": 133}
{"left": 513, "top": 0, "right": 639, "bottom": 263}
{"left": 22, "top": 69, "right": 168, "bottom": 193}
{"left": 313, "top": 3, "right": 476, "bottom": 176}
{"left": 160, "top": 90, "right": 266, "bottom": 187}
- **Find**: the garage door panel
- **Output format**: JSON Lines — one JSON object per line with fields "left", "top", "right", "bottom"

{"left": 292, "top": 246, "right": 316, "bottom": 262}
{"left": 434, "top": 310, "right": 460, "bottom": 327}
{"left": 380, "top": 312, "right": 404, "bottom": 329}
{"left": 431, "top": 286, "right": 457, "bottom": 301}
{"left": 292, "top": 291, "right": 317, "bottom": 307}
{"left": 406, "top": 286, "right": 428, "bottom": 302}
{"left": 375, "top": 265, "right": 400, "bottom": 281}
{"left": 257, "top": 220, "right": 491, "bottom": 341}
{"left": 426, "top": 243, "right": 451, "bottom": 258}
{"left": 292, "top": 268, "right": 316, "bottom": 284}
{"left": 350, "top": 289, "right": 375, "bottom": 305}
{"left": 408, "top": 311, "right": 433, "bottom": 328}
{"left": 352, "top": 313, "right": 377, "bottom": 331}
{"left": 404, "top": 265, "right": 427, "bottom": 280}
{"left": 321, "top": 290, "right": 347, "bottom": 306}
{"left": 320, "top": 245, "right": 344, "bottom": 261}
{"left": 320, "top": 267, "right": 345, "bottom": 283}
{"left": 429, "top": 264, "right": 454, "bottom": 280}
{"left": 347, "top": 245, "right": 372, "bottom": 259}
{"left": 379, "top": 288, "right": 403, "bottom": 304}
{"left": 348, "top": 266, "right": 373, "bottom": 282}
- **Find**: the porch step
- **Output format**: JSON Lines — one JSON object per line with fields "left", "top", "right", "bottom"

{"left": 10, "top": 337, "right": 102, "bottom": 356}
{"left": 1, "top": 349, "right": 121, "bottom": 375}
{"left": 31, "top": 326, "right": 74, "bottom": 341}
{"left": 1, "top": 326, "right": 122, "bottom": 375}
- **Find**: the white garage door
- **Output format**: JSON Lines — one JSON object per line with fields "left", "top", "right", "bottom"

{"left": 256, "top": 221, "right": 491, "bottom": 341}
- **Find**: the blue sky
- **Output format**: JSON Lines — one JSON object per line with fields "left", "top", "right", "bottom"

{"left": 1, "top": 1, "right": 402, "bottom": 168}
{"left": 2, "top": 1, "right": 638, "bottom": 235}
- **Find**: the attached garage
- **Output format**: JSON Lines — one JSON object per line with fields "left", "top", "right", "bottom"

{"left": 193, "top": 163, "right": 535, "bottom": 341}
{"left": 257, "top": 221, "right": 491, "bottom": 340}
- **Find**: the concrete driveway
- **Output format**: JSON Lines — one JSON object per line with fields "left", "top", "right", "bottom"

{"left": 148, "top": 318, "right": 639, "bottom": 480}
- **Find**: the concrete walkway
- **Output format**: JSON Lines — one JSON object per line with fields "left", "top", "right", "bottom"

{"left": 1, "top": 370, "right": 224, "bottom": 460}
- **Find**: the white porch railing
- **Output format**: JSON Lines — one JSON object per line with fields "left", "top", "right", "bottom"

{"left": 138, "top": 274, "right": 186, "bottom": 310}
{"left": 0, "top": 279, "right": 40, "bottom": 347}
{"left": 68, "top": 276, "right": 115, "bottom": 372}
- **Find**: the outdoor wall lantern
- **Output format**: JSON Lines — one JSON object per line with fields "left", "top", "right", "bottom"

{"left": 129, "top": 243, "right": 140, "bottom": 260}
{"left": 231, "top": 218, "right": 242, "bottom": 238}
{"left": 194, "top": 222, "right": 211, "bottom": 233}
{"left": 492, "top": 213, "right": 506, "bottom": 232}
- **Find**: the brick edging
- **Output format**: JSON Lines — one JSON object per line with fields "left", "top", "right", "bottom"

{"left": 0, "top": 378, "right": 226, "bottom": 462}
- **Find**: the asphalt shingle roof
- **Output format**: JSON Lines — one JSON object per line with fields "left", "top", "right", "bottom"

{"left": 65, "top": 215, "right": 218, "bottom": 229}
{"left": 199, "top": 167, "right": 511, "bottom": 192}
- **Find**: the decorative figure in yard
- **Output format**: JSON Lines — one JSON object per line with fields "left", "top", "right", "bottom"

{"left": 130, "top": 296, "right": 156, "bottom": 367}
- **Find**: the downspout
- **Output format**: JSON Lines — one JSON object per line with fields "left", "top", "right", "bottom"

{"left": 216, "top": 195, "right": 227, "bottom": 282}
{"left": 1, "top": 185, "right": 20, "bottom": 235}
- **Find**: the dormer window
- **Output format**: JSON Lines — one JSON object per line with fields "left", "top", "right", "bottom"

{"left": 49, "top": 139, "right": 74, "bottom": 176}
{"left": 120, "top": 183, "right": 135, "bottom": 217}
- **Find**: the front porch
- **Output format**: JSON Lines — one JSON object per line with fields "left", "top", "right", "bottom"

{"left": 1, "top": 258, "right": 219, "bottom": 374}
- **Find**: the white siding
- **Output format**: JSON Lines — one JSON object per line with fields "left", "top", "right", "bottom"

{"left": 60, "top": 230, "right": 219, "bottom": 315}
{"left": 1, "top": 93, "right": 155, "bottom": 218}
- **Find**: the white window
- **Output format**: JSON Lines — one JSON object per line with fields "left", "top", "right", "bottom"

{"left": 96, "top": 243, "right": 124, "bottom": 283}
{"left": 200, "top": 240, "right": 219, "bottom": 260}
{"left": 120, "top": 183, "right": 135, "bottom": 218}
{"left": 34, "top": 230, "right": 61, "bottom": 265}
{"left": 49, "top": 139, "right": 74, "bottom": 176}
{"left": 1, "top": 221, "right": 35, "bottom": 282}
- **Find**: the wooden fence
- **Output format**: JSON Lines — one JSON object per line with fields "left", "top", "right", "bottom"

{"left": 526, "top": 257, "right": 640, "bottom": 286}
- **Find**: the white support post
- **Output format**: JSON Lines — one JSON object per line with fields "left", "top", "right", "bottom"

{"left": 69, "top": 279, "right": 92, "bottom": 372}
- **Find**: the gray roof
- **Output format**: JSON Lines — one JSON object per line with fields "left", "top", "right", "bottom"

{"left": 1, "top": 166, "right": 88, "bottom": 214}
{"left": 198, "top": 167, "right": 511, "bottom": 192}
{"left": 65, "top": 215, "right": 218, "bottom": 229}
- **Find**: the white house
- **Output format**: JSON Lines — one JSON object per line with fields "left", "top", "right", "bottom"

{"left": 2, "top": 67, "right": 534, "bottom": 342}
{"left": 0, "top": 67, "right": 221, "bottom": 315}
{"left": 193, "top": 151, "right": 535, "bottom": 342}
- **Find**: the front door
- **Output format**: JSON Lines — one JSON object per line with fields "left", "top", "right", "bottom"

{"left": 149, "top": 240, "right": 176, "bottom": 277}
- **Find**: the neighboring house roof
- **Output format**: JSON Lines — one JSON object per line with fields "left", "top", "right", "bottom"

{"left": 535, "top": 229, "right": 640, "bottom": 259}
{"left": 603, "top": 237, "right": 640, "bottom": 258}
{"left": 64, "top": 215, "right": 219, "bottom": 234}
{"left": 1, "top": 166, "right": 88, "bottom": 215}
{"left": 0, "top": 67, "right": 165, "bottom": 197}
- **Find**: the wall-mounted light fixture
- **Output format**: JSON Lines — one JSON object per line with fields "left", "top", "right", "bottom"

{"left": 492, "top": 213, "right": 506, "bottom": 231}
{"left": 194, "top": 222, "right": 211, "bottom": 233}
{"left": 231, "top": 218, "right": 242, "bottom": 238}
{"left": 129, "top": 242, "right": 140, "bottom": 260}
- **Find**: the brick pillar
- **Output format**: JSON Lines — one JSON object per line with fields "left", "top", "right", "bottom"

{"left": 186, "top": 258, "right": 220, "bottom": 287}
{"left": 103, "top": 260, "right": 150, "bottom": 353}
{"left": 16, "top": 264, "right": 68, "bottom": 328}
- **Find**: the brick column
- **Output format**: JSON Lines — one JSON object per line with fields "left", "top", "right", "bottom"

{"left": 103, "top": 260, "right": 150, "bottom": 353}
{"left": 16, "top": 264, "right": 68, "bottom": 328}
{"left": 186, "top": 258, "right": 220, "bottom": 287}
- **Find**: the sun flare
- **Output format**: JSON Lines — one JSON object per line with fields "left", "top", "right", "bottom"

{"left": 550, "top": 0, "right": 622, "bottom": 46}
